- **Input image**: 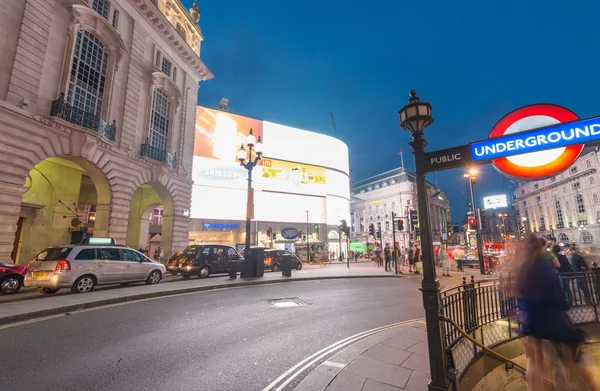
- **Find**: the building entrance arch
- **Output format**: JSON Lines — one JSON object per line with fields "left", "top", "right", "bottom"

{"left": 126, "top": 183, "right": 174, "bottom": 259}
{"left": 15, "top": 156, "right": 111, "bottom": 264}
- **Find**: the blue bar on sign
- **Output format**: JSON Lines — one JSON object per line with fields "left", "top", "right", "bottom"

{"left": 470, "top": 116, "right": 600, "bottom": 161}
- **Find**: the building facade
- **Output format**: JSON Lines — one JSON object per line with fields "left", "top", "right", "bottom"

{"left": 350, "top": 168, "right": 451, "bottom": 252}
{"left": 189, "top": 107, "right": 351, "bottom": 260}
{"left": 513, "top": 148, "right": 600, "bottom": 246}
{"left": 1, "top": 0, "right": 212, "bottom": 264}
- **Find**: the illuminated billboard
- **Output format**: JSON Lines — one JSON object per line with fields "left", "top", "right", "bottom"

{"left": 483, "top": 195, "right": 508, "bottom": 209}
{"left": 191, "top": 107, "right": 350, "bottom": 223}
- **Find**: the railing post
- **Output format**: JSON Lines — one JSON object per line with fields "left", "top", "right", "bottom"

{"left": 462, "top": 276, "right": 477, "bottom": 333}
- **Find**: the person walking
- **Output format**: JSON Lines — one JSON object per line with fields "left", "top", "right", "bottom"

{"left": 384, "top": 245, "right": 391, "bottom": 272}
{"left": 414, "top": 245, "right": 421, "bottom": 274}
{"left": 407, "top": 246, "right": 415, "bottom": 273}
{"left": 552, "top": 244, "right": 574, "bottom": 305}
{"left": 440, "top": 244, "right": 450, "bottom": 277}
{"left": 453, "top": 246, "right": 465, "bottom": 272}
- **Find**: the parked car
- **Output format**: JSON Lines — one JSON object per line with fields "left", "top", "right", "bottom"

{"left": 166, "top": 252, "right": 182, "bottom": 275}
{"left": 25, "top": 244, "right": 166, "bottom": 294}
{"left": 177, "top": 244, "right": 243, "bottom": 278}
{"left": 264, "top": 249, "right": 303, "bottom": 271}
{"left": 0, "top": 263, "right": 27, "bottom": 295}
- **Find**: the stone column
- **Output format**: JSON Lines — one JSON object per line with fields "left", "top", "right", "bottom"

{"left": 0, "top": 183, "right": 27, "bottom": 262}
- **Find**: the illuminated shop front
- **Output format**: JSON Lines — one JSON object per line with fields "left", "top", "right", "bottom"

{"left": 188, "top": 107, "right": 351, "bottom": 258}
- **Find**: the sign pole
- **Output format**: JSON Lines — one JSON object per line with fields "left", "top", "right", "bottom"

{"left": 392, "top": 211, "right": 397, "bottom": 274}
{"left": 468, "top": 176, "right": 485, "bottom": 275}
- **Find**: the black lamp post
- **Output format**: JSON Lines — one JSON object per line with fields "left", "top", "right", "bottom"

{"left": 464, "top": 169, "right": 485, "bottom": 275}
{"left": 237, "top": 129, "right": 263, "bottom": 262}
{"left": 399, "top": 90, "right": 449, "bottom": 391}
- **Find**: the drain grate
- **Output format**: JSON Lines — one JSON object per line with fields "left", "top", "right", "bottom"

{"left": 264, "top": 297, "right": 307, "bottom": 308}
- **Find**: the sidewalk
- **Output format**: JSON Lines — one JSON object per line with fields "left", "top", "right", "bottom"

{"left": 295, "top": 320, "right": 430, "bottom": 391}
{"left": 0, "top": 263, "right": 400, "bottom": 325}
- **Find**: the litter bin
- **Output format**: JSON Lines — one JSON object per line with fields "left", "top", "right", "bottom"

{"left": 281, "top": 254, "right": 292, "bottom": 277}
{"left": 254, "top": 247, "right": 265, "bottom": 277}
{"left": 228, "top": 261, "right": 238, "bottom": 279}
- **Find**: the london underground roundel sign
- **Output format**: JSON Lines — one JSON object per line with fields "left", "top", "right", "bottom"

{"left": 489, "top": 104, "right": 584, "bottom": 180}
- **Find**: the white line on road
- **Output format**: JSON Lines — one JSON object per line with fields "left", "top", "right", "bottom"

{"left": 321, "top": 361, "right": 345, "bottom": 368}
{"left": 262, "top": 318, "right": 424, "bottom": 391}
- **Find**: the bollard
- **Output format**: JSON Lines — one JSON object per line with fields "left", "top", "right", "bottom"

{"left": 229, "top": 262, "right": 237, "bottom": 279}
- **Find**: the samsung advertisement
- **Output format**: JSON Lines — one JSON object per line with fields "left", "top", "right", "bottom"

{"left": 190, "top": 107, "right": 351, "bottom": 225}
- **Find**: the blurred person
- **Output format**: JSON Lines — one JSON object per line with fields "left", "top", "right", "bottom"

{"left": 552, "top": 244, "right": 574, "bottom": 305}
{"left": 454, "top": 246, "right": 465, "bottom": 272}
{"left": 440, "top": 244, "right": 450, "bottom": 277}
{"left": 414, "top": 245, "right": 421, "bottom": 274}
{"left": 515, "top": 234, "right": 588, "bottom": 390}
{"left": 384, "top": 245, "right": 391, "bottom": 271}
{"left": 408, "top": 246, "right": 415, "bottom": 273}
{"left": 569, "top": 245, "right": 591, "bottom": 304}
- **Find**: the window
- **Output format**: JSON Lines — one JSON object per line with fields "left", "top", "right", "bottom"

{"left": 112, "top": 9, "right": 119, "bottom": 28}
{"left": 591, "top": 176, "right": 595, "bottom": 185}
{"left": 172, "top": 67, "right": 177, "bottom": 82}
{"left": 536, "top": 196, "right": 541, "bottom": 202}
{"left": 550, "top": 177, "right": 556, "bottom": 183}
{"left": 570, "top": 166, "right": 578, "bottom": 174}
{"left": 559, "top": 233, "right": 569, "bottom": 242}
{"left": 161, "top": 57, "right": 172, "bottom": 77}
{"left": 75, "top": 249, "right": 96, "bottom": 260}
{"left": 201, "top": 247, "right": 210, "bottom": 256}
{"left": 97, "top": 248, "right": 121, "bottom": 260}
{"left": 573, "top": 182, "right": 581, "bottom": 190}
{"left": 149, "top": 88, "right": 170, "bottom": 151}
{"left": 122, "top": 249, "right": 142, "bottom": 262}
{"left": 67, "top": 31, "right": 109, "bottom": 117}
{"left": 539, "top": 216, "right": 546, "bottom": 232}
{"left": 576, "top": 194, "right": 586, "bottom": 213}
{"left": 93, "top": 0, "right": 111, "bottom": 19}
{"left": 359, "top": 217, "right": 364, "bottom": 232}
{"left": 587, "top": 160, "right": 592, "bottom": 168}
{"left": 155, "top": 50, "right": 161, "bottom": 68}
{"left": 582, "top": 231, "right": 594, "bottom": 244}
{"left": 534, "top": 184, "right": 539, "bottom": 189}
{"left": 407, "top": 200, "right": 411, "bottom": 205}
{"left": 385, "top": 221, "right": 390, "bottom": 231}
{"left": 554, "top": 201, "right": 564, "bottom": 229}
{"left": 521, "top": 189, "right": 525, "bottom": 195}
{"left": 213, "top": 246, "right": 226, "bottom": 260}
{"left": 227, "top": 248, "right": 238, "bottom": 259}
{"left": 176, "top": 23, "right": 187, "bottom": 40}
{"left": 594, "top": 194, "right": 599, "bottom": 204}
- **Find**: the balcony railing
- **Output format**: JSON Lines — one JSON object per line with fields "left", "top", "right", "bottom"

{"left": 141, "top": 143, "right": 177, "bottom": 169}
{"left": 50, "top": 94, "right": 116, "bottom": 141}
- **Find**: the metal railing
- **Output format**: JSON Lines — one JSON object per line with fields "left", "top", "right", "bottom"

{"left": 440, "top": 268, "right": 600, "bottom": 380}
{"left": 50, "top": 93, "right": 116, "bottom": 141}
{"left": 140, "top": 142, "right": 177, "bottom": 169}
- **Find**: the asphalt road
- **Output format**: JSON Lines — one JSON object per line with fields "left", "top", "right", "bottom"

{"left": 0, "top": 278, "right": 425, "bottom": 391}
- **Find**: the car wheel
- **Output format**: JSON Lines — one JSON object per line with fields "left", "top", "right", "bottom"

{"left": 71, "top": 275, "right": 96, "bottom": 294}
{"left": 0, "top": 275, "right": 22, "bottom": 295}
{"left": 296, "top": 262, "right": 303, "bottom": 270}
{"left": 198, "top": 266, "right": 210, "bottom": 278}
{"left": 272, "top": 264, "right": 280, "bottom": 272}
{"left": 146, "top": 270, "right": 162, "bottom": 285}
{"left": 38, "top": 287, "right": 59, "bottom": 295}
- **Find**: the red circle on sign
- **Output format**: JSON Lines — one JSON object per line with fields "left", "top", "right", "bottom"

{"left": 489, "top": 104, "right": 584, "bottom": 179}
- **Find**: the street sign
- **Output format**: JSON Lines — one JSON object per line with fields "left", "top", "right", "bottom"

{"left": 471, "top": 104, "right": 589, "bottom": 180}
{"left": 424, "top": 145, "right": 473, "bottom": 172}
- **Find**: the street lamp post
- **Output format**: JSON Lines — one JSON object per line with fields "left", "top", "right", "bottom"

{"left": 305, "top": 210, "right": 310, "bottom": 263}
{"left": 238, "top": 129, "right": 263, "bottom": 269}
{"left": 399, "top": 90, "right": 449, "bottom": 391}
{"left": 464, "top": 170, "right": 485, "bottom": 275}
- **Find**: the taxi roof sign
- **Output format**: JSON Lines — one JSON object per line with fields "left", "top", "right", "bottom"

{"left": 83, "top": 237, "right": 116, "bottom": 245}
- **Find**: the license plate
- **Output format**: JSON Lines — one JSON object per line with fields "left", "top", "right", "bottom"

{"left": 33, "top": 272, "right": 47, "bottom": 278}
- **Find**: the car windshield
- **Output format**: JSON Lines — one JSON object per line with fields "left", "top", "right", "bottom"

{"left": 36, "top": 247, "right": 72, "bottom": 261}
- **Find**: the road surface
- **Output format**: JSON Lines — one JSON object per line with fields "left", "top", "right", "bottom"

{"left": 0, "top": 278, "right": 425, "bottom": 391}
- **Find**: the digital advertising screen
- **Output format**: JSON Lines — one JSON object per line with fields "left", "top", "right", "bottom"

{"left": 483, "top": 195, "right": 509, "bottom": 209}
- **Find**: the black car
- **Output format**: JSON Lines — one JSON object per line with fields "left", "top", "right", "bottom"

{"left": 166, "top": 252, "right": 182, "bottom": 275}
{"left": 264, "top": 249, "right": 303, "bottom": 271}
{"left": 177, "top": 244, "right": 243, "bottom": 278}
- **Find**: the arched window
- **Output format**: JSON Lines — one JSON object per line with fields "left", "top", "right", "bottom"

{"left": 359, "top": 217, "right": 364, "bottom": 232}
{"left": 67, "top": 31, "right": 109, "bottom": 117}
{"left": 149, "top": 88, "right": 170, "bottom": 152}
{"left": 581, "top": 230, "right": 594, "bottom": 244}
{"left": 558, "top": 233, "right": 569, "bottom": 242}
{"left": 176, "top": 23, "right": 187, "bottom": 40}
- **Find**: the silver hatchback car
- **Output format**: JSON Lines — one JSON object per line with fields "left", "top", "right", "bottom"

{"left": 25, "top": 245, "right": 166, "bottom": 294}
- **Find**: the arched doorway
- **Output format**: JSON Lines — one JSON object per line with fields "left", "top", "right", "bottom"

{"left": 126, "top": 183, "right": 174, "bottom": 260}
{"left": 328, "top": 230, "right": 340, "bottom": 261}
{"left": 16, "top": 156, "right": 111, "bottom": 264}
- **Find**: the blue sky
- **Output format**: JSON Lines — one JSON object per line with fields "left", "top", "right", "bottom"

{"left": 186, "top": 0, "right": 600, "bottom": 221}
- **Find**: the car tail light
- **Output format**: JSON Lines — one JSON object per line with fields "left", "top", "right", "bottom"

{"left": 55, "top": 260, "right": 71, "bottom": 272}
{"left": 188, "top": 260, "right": 193, "bottom": 266}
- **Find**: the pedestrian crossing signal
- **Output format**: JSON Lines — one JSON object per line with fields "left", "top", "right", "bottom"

{"left": 397, "top": 220, "right": 404, "bottom": 231}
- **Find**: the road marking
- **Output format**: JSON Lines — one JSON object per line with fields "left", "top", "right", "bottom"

{"left": 262, "top": 318, "right": 424, "bottom": 391}
{"left": 322, "top": 361, "right": 345, "bottom": 368}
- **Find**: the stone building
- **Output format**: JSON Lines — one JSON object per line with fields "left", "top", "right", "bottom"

{"left": 350, "top": 168, "right": 451, "bottom": 252}
{"left": 513, "top": 148, "right": 600, "bottom": 246}
{"left": 0, "top": 0, "right": 212, "bottom": 264}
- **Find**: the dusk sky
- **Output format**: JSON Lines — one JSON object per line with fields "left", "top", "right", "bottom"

{"left": 187, "top": 0, "right": 599, "bottom": 221}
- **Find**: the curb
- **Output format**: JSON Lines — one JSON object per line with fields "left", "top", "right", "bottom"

{"left": 0, "top": 274, "right": 404, "bottom": 326}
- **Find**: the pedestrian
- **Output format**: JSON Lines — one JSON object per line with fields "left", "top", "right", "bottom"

{"left": 414, "top": 246, "right": 421, "bottom": 274}
{"left": 453, "top": 246, "right": 465, "bottom": 272}
{"left": 440, "top": 244, "right": 450, "bottom": 277}
{"left": 514, "top": 233, "right": 591, "bottom": 390}
{"left": 569, "top": 245, "right": 590, "bottom": 304}
{"left": 384, "top": 245, "right": 391, "bottom": 272}
{"left": 408, "top": 246, "right": 415, "bottom": 273}
{"left": 552, "top": 244, "right": 574, "bottom": 305}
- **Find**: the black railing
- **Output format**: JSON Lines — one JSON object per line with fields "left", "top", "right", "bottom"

{"left": 50, "top": 94, "right": 116, "bottom": 141}
{"left": 440, "top": 269, "right": 600, "bottom": 378}
{"left": 141, "top": 143, "right": 177, "bottom": 169}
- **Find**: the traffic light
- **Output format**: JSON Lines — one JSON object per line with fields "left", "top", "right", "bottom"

{"left": 272, "top": 233, "right": 277, "bottom": 240}
{"left": 409, "top": 210, "right": 418, "bottom": 229}
{"left": 297, "top": 229, "right": 302, "bottom": 237}
{"left": 368, "top": 224, "right": 375, "bottom": 236}
{"left": 468, "top": 217, "right": 476, "bottom": 230}
{"left": 397, "top": 219, "right": 404, "bottom": 231}
{"left": 302, "top": 235, "right": 307, "bottom": 241}
{"left": 415, "top": 227, "right": 421, "bottom": 237}
{"left": 266, "top": 227, "right": 272, "bottom": 238}
{"left": 376, "top": 222, "right": 382, "bottom": 239}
